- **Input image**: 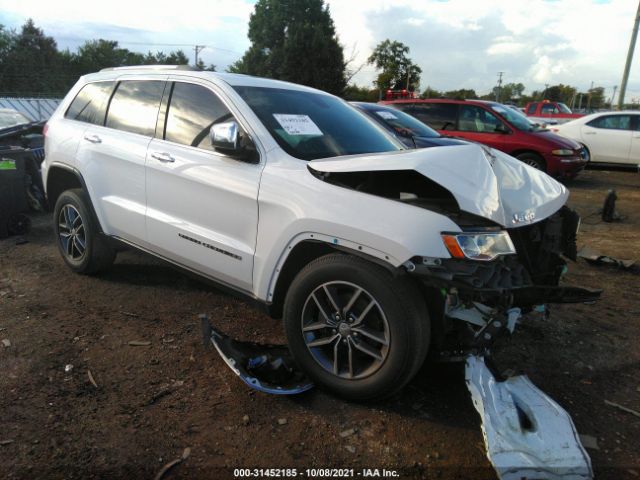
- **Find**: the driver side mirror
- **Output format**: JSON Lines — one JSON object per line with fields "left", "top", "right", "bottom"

{"left": 210, "top": 121, "right": 259, "bottom": 163}
{"left": 210, "top": 121, "right": 239, "bottom": 150}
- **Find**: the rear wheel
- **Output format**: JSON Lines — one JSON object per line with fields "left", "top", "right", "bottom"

{"left": 53, "top": 189, "right": 116, "bottom": 274}
{"left": 284, "top": 253, "right": 430, "bottom": 401}
{"left": 516, "top": 152, "right": 546, "bottom": 171}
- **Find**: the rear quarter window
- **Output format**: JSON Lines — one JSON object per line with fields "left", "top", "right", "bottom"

{"left": 526, "top": 102, "right": 538, "bottom": 115}
{"left": 65, "top": 81, "right": 115, "bottom": 125}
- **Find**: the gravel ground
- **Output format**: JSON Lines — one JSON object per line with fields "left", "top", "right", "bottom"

{"left": 1, "top": 169, "right": 639, "bottom": 480}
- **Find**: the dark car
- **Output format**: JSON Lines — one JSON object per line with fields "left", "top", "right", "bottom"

{"left": 381, "top": 99, "right": 588, "bottom": 179}
{"left": 0, "top": 108, "right": 46, "bottom": 210}
{"left": 351, "top": 102, "right": 467, "bottom": 149}
{"left": 0, "top": 108, "right": 45, "bottom": 162}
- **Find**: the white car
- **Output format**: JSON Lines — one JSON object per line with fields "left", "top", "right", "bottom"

{"left": 42, "top": 66, "right": 598, "bottom": 400}
{"left": 552, "top": 111, "right": 640, "bottom": 167}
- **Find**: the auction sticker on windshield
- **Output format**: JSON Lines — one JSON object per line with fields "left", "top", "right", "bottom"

{"left": 375, "top": 111, "right": 398, "bottom": 120}
{"left": 273, "top": 114, "right": 323, "bottom": 136}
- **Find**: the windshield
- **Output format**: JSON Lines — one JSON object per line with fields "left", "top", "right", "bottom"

{"left": 361, "top": 105, "right": 440, "bottom": 138}
{"left": 557, "top": 103, "right": 572, "bottom": 114}
{"left": 233, "top": 86, "right": 402, "bottom": 160}
{"left": 0, "top": 110, "right": 31, "bottom": 129}
{"left": 490, "top": 104, "right": 544, "bottom": 132}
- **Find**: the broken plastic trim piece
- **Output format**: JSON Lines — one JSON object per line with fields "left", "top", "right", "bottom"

{"left": 200, "top": 314, "right": 314, "bottom": 395}
{"left": 465, "top": 355, "right": 593, "bottom": 480}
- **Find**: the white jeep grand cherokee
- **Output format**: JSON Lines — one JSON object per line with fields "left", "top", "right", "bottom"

{"left": 42, "top": 66, "right": 598, "bottom": 400}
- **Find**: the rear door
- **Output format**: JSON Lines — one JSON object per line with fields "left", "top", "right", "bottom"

{"left": 75, "top": 78, "right": 166, "bottom": 244}
{"left": 581, "top": 114, "right": 632, "bottom": 164}
{"left": 145, "top": 79, "right": 263, "bottom": 292}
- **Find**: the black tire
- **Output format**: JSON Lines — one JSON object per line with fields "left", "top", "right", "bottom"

{"left": 516, "top": 152, "right": 546, "bottom": 171}
{"left": 53, "top": 189, "right": 116, "bottom": 274}
{"left": 284, "top": 253, "right": 430, "bottom": 401}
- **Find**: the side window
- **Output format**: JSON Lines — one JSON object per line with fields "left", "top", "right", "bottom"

{"left": 411, "top": 103, "right": 457, "bottom": 130}
{"left": 587, "top": 115, "right": 631, "bottom": 131}
{"left": 541, "top": 103, "right": 559, "bottom": 115}
{"left": 65, "top": 81, "right": 115, "bottom": 125}
{"left": 458, "top": 105, "right": 501, "bottom": 133}
{"left": 391, "top": 103, "right": 414, "bottom": 113}
{"left": 526, "top": 102, "right": 538, "bottom": 115}
{"left": 105, "top": 80, "right": 164, "bottom": 136}
{"left": 164, "top": 82, "right": 233, "bottom": 150}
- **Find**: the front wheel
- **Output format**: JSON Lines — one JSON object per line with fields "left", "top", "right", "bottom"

{"left": 53, "top": 189, "right": 116, "bottom": 274}
{"left": 516, "top": 152, "right": 546, "bottom": 171}
{"left": 284, "top": 254, "right": 430, "bottom": 401}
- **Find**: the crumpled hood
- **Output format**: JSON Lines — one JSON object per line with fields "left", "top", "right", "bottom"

{"left": 308, "top": 144, "right": 568, "bottom": 228}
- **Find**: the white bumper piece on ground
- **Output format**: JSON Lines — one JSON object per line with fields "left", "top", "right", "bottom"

{"left": 465, "top": 355, "right": 593, "bottom": 480}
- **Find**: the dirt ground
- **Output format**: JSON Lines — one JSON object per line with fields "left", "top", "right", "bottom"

{"left": 1, "top": 169, "right": 639, "bottom": 480}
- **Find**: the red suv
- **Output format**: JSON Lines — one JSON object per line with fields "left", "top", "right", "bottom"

{"left": 381, "top": 99, "right": 587, "bottom": 179}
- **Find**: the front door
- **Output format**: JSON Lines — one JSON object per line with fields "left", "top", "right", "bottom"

{"left": 145, "top": 80, "right": 263, "bottom": 293}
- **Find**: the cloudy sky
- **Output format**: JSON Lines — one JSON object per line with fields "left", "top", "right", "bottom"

{"left": 0, "top": 0, "right": 637, "bottom": 101}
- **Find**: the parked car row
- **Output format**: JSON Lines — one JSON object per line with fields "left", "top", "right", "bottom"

{"left": 380, "top": 98, "right": 588, "bottom": 179}
{"left": 42, "top": 66, "right": 598, "bottom": 400}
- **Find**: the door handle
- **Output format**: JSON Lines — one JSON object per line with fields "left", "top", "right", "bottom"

{"left": 633, "top": 135, "right": 640, "bottom": 139}
{"left": 151, "top": 152, "right": 175, "bottom": 163}
{"left": 584, "top": 131, "right": 596, "bottom": 135}
{"left": 84, "top": 134, "right": 102, "bottom": 144}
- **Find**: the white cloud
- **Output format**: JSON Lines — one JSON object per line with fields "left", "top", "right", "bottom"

{"left": 0, "top": 0, "right": 638, "bottom": 98}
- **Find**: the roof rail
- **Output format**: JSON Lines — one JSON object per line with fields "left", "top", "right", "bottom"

{"left": 100, "top": 65, "right": 198, "bottom": 72}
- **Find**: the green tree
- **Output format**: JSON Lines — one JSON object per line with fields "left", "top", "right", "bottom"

{"left": 229, "top": 0, "right": 346, "bottom": 94}
{"left": 342, "top": 84, "right": 378, "bottom": 102}
{"left": 0, "top": 19, "right": 70, "bottom": 95}
{"left": 443, "top": 88, "right": 477, "bottom": 100}
{"left": 493, "top": 82, "right": 525, "bottom": 102}
{"left": 420, "top": 86, "right": 442, "bottom": 99}
{"left": 544, "top": 84, "right": 577, "bottom": 104}
{"left": 368, "top": 40, "right": 421, "bottom": 92}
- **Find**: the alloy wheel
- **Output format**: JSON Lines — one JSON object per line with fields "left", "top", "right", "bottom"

{"left": 301, "top": 281, "right": 390, "bottom": 379}
{"left": 58, "top": 204, "right": 86, "bottom": 260}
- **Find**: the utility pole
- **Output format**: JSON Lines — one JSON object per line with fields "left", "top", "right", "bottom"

{"left": 194, "top": 45, "right": 206, "bottom": 69}
{"left": 611, "top": 85, "right": 618, "bottom": 109}
{"left": 495, "top": 72, "right": 504, "bottom": 102}
{"left": 618, "top": 0, "right": 640, "bottom": 110}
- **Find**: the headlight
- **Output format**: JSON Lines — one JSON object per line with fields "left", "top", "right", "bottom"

{"left": 552, "top": 149, "right": 575, "bottom": 156}
{"left": 441, "top": 231, "right": 516, "bottom": 261}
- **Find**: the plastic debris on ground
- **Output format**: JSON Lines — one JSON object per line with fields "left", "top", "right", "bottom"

{"left": 465, "top": 355, "right": 593, "bottom": 480}
{"left": 200, "top": 314, "right": 313, "bottom": 395}
{"left": 577, "top": 246, "right": 639, "bottom": 274}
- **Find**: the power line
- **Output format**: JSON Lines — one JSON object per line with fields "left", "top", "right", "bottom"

{"left": 12, "top": 33, "right": 242, "bottom": 55}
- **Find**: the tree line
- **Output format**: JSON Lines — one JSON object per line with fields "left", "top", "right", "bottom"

{"left": 0, "top": 19, "right": 211, "bottom": 97}
{"left": 0, "top": 2, "right": 628, "bottom": 111}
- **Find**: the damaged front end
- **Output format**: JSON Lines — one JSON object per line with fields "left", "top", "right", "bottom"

{"left": 407, "top": 205, "right": 601, "bottom": 359}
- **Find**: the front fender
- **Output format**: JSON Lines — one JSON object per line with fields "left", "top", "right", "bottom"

{"left": 252, "top": 153, "right": 462, "bottom": 301}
